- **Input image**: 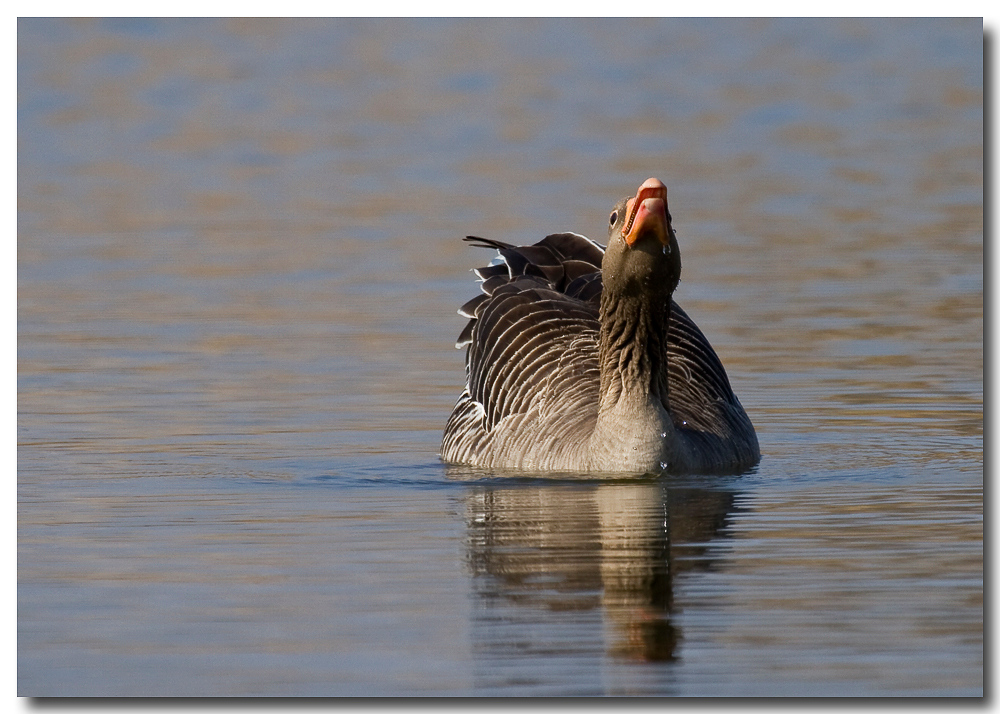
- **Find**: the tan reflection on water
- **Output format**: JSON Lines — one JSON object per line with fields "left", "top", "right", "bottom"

{"left": 463, "top": 480, "right": 735, "bottom": 664}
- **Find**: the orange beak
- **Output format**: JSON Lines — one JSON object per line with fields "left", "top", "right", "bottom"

{"left": 621, "top": 178, "right": 670, "bottom": 248}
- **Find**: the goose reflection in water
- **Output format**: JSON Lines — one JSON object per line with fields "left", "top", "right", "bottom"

{"left": 460, "top": 478, "right": 738, "bottom": 671}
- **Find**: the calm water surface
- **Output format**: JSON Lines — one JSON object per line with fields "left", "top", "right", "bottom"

{"left": 18, "top": 18, "right": 982, "bottom": 696}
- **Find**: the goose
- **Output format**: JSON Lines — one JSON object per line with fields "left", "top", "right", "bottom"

{"left": 441, "top": 178, "right": 759, "bottom": 475}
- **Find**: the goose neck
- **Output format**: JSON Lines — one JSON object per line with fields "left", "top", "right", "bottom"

{"left": 597, "top": 287, "right": 672, "bottom": 413}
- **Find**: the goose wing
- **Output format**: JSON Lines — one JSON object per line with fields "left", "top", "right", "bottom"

{"left": 666, "top": 302, "right": 757, "bottom": 458}
{"left": 442, "top": 233, "right": 604, "bottom": 463}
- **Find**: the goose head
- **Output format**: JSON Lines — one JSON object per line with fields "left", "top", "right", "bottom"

{"left": 604, "top": 177, "right": 681, "bottom": 298}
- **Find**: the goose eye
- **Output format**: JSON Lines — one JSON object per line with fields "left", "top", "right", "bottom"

{"left": 609, "top": 211, "right": 618, "bottom": 227}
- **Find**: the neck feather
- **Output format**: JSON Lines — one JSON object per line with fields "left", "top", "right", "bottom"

{"left": 597, "top": 286, "right": 672, "bottom": 413}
